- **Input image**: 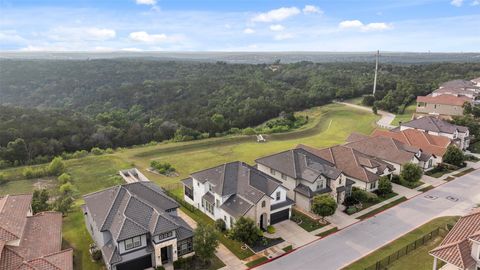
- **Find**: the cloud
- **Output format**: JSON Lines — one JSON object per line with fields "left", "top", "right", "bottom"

{"left": 451, "top": 0, "right": 463, "bottom": 6}
{"left": 251, "top": 7, "right": 300, "bottom": 23}
{"left": 472, "top": 0, "right": 479, "bottom": 5}
{"left": 0, "top": 31, "right": 27, "bottom": 44}
{"left": 47, "top": 27, "right": 116, "bottom": 41}
{"left": 269, "top": 24, "right": 285, "bottom": 31}
{"left": 129, "top": 31, "right": 182, "bottom": 43}
{"left": 274, "top": 33, "right": 294, "bottom": 40}
{"left": 339, "top": 20, "right": 393, "bottom": 31}
{"left": 121, "top": 47, "right": 143, "bottom": 52}
{"left": 136, "top": 0, "right": 157, "bottom": 5}
{"left": 243, "top": 28, "right": 255, "bottom": 34}
{"left": 303, "top": 5, "right": 323, "bottom": 14}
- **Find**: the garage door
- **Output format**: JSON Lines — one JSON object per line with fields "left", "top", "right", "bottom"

{"left": 116, "top": 255, "right": 152, "bottom": 270}
{"left": 270, "top": 209, "right": 289, "bottom": 224}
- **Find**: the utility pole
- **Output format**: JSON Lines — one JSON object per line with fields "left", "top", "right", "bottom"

{"left": 372, "top": 50, "right": 379, "bottom": 96}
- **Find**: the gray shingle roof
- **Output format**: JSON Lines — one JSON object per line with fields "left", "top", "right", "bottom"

{"left": 220, "top": 195, "right": 253, "bottom": 218}
{"left": 83, "top": 182, "right": 192, "bottom": 245}
{"left": 181, "top": 178, "right": 193, "bottom": 189}
{"left": 255, "top": 148, "right": 342, "bottom": 182}
{"left": 294, "top": 183, "right": 331, "bottom": 198}
{"left": 191, "top": 161, "right": 282, "bottom": 204}
{"left": 401, "top": 116, "right": 468, "bottom": 134}
{"left": 202, "top": 192, "right": 215, "bottom": 205}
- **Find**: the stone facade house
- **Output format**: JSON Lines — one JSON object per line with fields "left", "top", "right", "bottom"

{"left": 0, "top": 194, "right": 73, "bottom": 270}
{"left": 255, "top": 148, "right": 351, "bottom": 212}
{"left": 82, "top": 182, "right": 194, "bottom": 270}
{"left": 182, "top": 161, "right": 293, "bottom": 230}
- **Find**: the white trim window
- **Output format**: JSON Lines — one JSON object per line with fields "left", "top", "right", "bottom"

{"left": 124, "top": 236, "right": 142, "bottom": 250}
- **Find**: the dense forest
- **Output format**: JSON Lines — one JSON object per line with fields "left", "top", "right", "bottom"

{"left": 1, "top": 59, "right": 479, "bottom": 167}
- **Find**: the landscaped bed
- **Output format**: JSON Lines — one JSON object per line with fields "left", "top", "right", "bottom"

{"left": 248, "top": 236, "right": 284, "bottom": 253}
{"left": 316, "top": 227, "right": 338, "bottom": 238}
{"left": 453, "top": 167, "right": 475, "bottom": 177}
{"left": 173, "top": 255, "right": 225, "bottom": 270}
{"left": 344, "top": 191, "right": 398, "bottom": 215}
{"left": 291, "top": 209, "right": 329, "bottom": 232}
{"left": 245, "top": 256, "right": 269, "bottom": 268}
{"left": 356, "top": 197, "right": 407, "bottom": 220}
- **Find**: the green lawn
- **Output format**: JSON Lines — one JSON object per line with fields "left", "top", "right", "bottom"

{"left": 387, "top": 235, "right": 444, "bottom": 270}
{"left": 391, "top": 103, "right": 416, "bottom": 126}
{"left": 316, "top": 227, "right": 338, "bottom": 237}
{"left": 453, "top": 167, "right": 476, "bottom": 177}
{"left": 245, "top": 256, "right": 269, "bottom": 268}
{"left": 282, "top": 245, "right": 293, "bottom": 252}
{"left": 356, "top": 197, "right": 407, "bottom": 220}
{"left": 344, "top": 216, "right": 459, "bottom": 270}
{"left": 344, "top": 97, "right": 364, "bottom": 106}
{"left": 291, "top": 209, "right": 329, "bottom": 232}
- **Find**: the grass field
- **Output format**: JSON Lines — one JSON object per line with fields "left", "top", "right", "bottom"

{"left": 0, "top": 103, "right": 379, "bottom": 270}
{"left": 391, "top": 103, "right": 416, "bottom": 126}
{"left": 344, "top": 216, "right": 459, "bottom": 270}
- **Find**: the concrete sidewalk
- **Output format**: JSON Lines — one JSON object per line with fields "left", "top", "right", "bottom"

{"left": 350, "top": 194, "right": 404, "bottom": 219}
{"left": 391, "top": 183, "right": 421, "bottom": 199}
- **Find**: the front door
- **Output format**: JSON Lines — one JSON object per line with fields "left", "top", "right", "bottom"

{"left": 161, "top": 246, "right": 169, "bottom": 264}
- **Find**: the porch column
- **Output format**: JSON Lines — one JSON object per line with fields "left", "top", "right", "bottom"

{"left": 432, "top": 257, "right": 437, "bottom": 270}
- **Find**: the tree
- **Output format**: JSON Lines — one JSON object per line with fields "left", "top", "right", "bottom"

{"left": 47, "top": 157, "right": 65, "bottom": 176}
{"left": 54, "top": 195, "right": 73, "bottom": 216}
{"left": 215, "top": 219, "right": 226, "bottom": 232}
{"left": 6, "top": 138, "right": 28, "bottom": 163}
{"left": 59, "top": 182, "right": 75, "bottom": 196}
{"left": 400, "top": 163, "right": 423, "bottom": 183}
{"left": 311, "top": 194, "right": 337, "bottom": 222}
{"left": 377, "top": 176, "right": 392, "bottom": 195}
{"left": 31, "top": 189, "right": 50, "bottom": 214}
{"left": 443, "top": 145, "right": 465, "bottom": 166}
{"left": 228, "top": 217, "right": 261, "bottom": 246}
{"left": 372, "top": 105, "right": 378, "bottom": 115}
{"left": 362, "top": 95, "right": 375, "bottom": 106}
{"left": 0, "top": 173, "right": 6, "bottom": 185}
{"left": 193, "top": 223, "right": 219, "bottom": 265}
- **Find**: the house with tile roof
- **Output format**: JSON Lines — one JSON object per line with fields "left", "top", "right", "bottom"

{"left": 0, "top": 194, "right": 73, "bottom": 270}
{"left": 372, "top": 128, "right": 452, "bottom": 164}
{"left": 345, "top": 133, "right": 436, "bottom": 173}
{"left": 416, "top": 79, "right": 479, "bottom": 118}
{"left": 82, "top": 181, "right": 194, "bottom": 270}
{"left": 430, "top": 208, "right": 480, "bottom": 270}
{"left": 397, "top": 116, "right": 470, "bottom": 150}
{"left": 255, "top": 148, "right": 350, "bottom": 212}
{"left": 182, "top": 161, "right": 293, "bottom": 230}
{"left": 296, "top": 144, "right": 394, "bottom": 192}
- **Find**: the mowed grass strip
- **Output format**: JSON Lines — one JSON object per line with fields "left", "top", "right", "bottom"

{"left": 245, "top": 256, "right": 269, "bottom": 268}
{"left": 343, "top": 216, "right": 459, "bottom": 270}
{"left": 356, "top": 197, "right": 407, "bottom": 220}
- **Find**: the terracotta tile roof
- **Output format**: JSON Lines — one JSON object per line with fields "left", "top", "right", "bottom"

{"left": 417, "top": 94, "right": 472, "bottom": 106}
{"left": 296, "top": 144, "right": 394, "bottom": 183}
{"left": 344, "top": 133, "right": 420, "bottom": 165}
{"left": 372, "top": 129, "right": 451, "bottom": 157}
{"left": 0, "top": 194, "right": 32, "bottom": 242}
{"left": 430, "top": 208, "right": 480, "bottom": 269}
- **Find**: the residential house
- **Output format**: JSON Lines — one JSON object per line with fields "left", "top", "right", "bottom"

{"left": 182, "top": 161, "right": 293, "bottom": 230}
{"left": 296, "top": 144, "right": 394, "bottom": 192}
{"left": 430, "top": 208, "right": 480, "bottom": 270}
{"left": 0, "top": 194, "right": 73, "bottom": 270}
{"left": 397, "top": 116, "right": 470, "bottom": 150}
{"left": 82, "top": 182, "right": 194, "bottom": 270}
{"left": 345, "top": 133, "right": 436, "bottom": 172}
{"left": 416, "top": 79, "right": 479, "bottom": 117}
{"left": 255, "top": 148, "right": 351, "bottom": 212}
{"left": 372, "top": 128, "right": 452, "bottom": 164}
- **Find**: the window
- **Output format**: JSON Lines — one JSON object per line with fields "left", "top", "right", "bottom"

{"left": 209, "top": 184, "right": 213, "bottom": 192}
{"left": 184, "top": 186, "right": 194, "bottom": 200}
{"left": 281, "top": 173, "right": 287, "bottom": 180}
{"left": 157, "top": 231, "right": 173, "bottom": 241}
{"left": 224, "top": 215, "right": 227, "bottom": 221}
{"left": 178, "top": 239, "right": 193, "bottom": 256}
{"left": 261, "top": 201, "right": 266, "bottom": 208}
{"left": 270, "top": 168, "right": 276, "bottom": 175}
{"left": 124, "top": 236, "right": 142, "bottom": 250}
{"left": 276, "top": 191, "right": 281, "bottom": 201}
{"left": 370, "top": 182, "right": 376, "bottom": 189}
{"left": 339, "top": 178, "right": 342, "bottom": 185}
{"left": 216, "top": 199, "right": 220, "bottom": 207}
{"left": 230, "top": 216, "right": 234, "bottom": 226}
{"left": 203, "top": 200, "right": 214, "bottom": 215}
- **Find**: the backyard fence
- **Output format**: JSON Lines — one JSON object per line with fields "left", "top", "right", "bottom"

{"left": 364, "top": 227, "right": 443, "bottom": 270}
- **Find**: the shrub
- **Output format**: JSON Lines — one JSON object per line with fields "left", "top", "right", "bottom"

{"left": 150, "top": 160, "right": 176, "bottom": 175}
{"left": 266, "top": 225, "right": 276, "bottom": 234}
{"left": 229, "top": 127, "right": 241, "bottom": 134}
{"left": 400, "top": 163, "right": 423, "bottom": 183}
{"left": 23, "top": 167, "right": 48, "bottom": 179}
{"left": 105, "top": 148, "right": 114, "bottom": 154}
{"left": 343, "top": 196, "right": 358, "bottom": 206}
{"left": 47, "top": 157, "right": 65, "bottom": 176}
{"left": 243, "top": 127, "right": 256, "bottom": 135}
{"left": 90, "top": 147, "right": 105, "bottom": 155}
{"left": 443, "top": 145, "right": 465, "bottom": 166}
{"left": 391, "top": 174, "right": 401, "bottom": 184}
{"left": 0, "top": 173, "right": 6, "bottom": 185}
{"left": 215, "top": 219, "right": 226, "bottom": 232}
{"left": 91, "top": 249, "right": 102, "bottom": 261}
{"left": 155, "top": 266, "right": 165, "bottom": 270}
{"left": 58, "top": 173, "right": 72, "bottom": 184}
{"left": 351, "top": 188, "right": 368, "bottom": 203}
{"left": 346, "top": 206, "right": 357, "bottom": 215}
{"left": 362, "top": 95, "right": 375, "bottom": 106}
{"left": 377, "top": 176, "right": 393, "bottom": 195}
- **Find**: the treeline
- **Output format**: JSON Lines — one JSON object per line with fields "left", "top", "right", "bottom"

{"left": 1, "top": 59, "right": 479, "bottom": 167}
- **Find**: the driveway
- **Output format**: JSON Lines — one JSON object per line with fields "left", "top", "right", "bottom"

{"left": 271, "top": 220, "right": 317, "bottom": 248}
{"left": 258, "top": 169, "right": 480, "bottom": 270}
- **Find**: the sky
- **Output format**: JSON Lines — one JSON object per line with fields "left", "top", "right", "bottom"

{"left": 0, "top": 0, "right": 479, "bottom": 52}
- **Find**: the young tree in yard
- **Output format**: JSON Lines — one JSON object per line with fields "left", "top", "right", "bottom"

{"left": 193, "top": 223, "right": 219, "bottom": 265}
{"left": 47, "top": 157, "right": 65, "bottom": 176}
{"left": 311, "top": 194, "right": 337, "bottom": 222}
{"left": 377, "top": 176, "right": 393, "bottom": 196}
{"left": 443, "top": 145, "right": 465, "bottom": 167}
{"left": 58, "top": 173, "right": 72, "bottom": 184}
{"left": 400, "top": 163, "right": 423, "bottom": 183}
{"left": 32, "top": 189, "right": 50, "bottom": 214}
{"left": 59, "top": 182, "right": 75, "bottom": 196}
{"left": 54, "top": 195, "right": 73, "bottom": 216}
{"left": 229, "top": 217, "right": 261, "bottom": 246}
{"left": 372, "top": 105, "right": 378, "bottom": 115}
